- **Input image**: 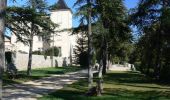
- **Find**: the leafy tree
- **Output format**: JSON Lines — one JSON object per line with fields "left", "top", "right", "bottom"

{"left": 74, "top": 0, "right": 96, "bottom": 87}
{"left": 27, "top": 0, "right": 44, "bottom": 76}
{"left": 96, "top": 0, "right": 131, "bottom": 74}
{"left": 74, "top": 0, "right": 132, "bottom": 95}
{"left": 130, "top": 0, "right": 170, "bottom": 81}
{"left": 6, "top": 0, "right": 57, "bottom": 76}
{"left": 73, "top": 27, "right": 88, "bottom": 67}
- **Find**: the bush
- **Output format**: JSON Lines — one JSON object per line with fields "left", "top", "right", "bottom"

{"left": 160, "top": 64, "right": 170, "bottom": 83}
{"left": 32, "top": 47, "right": 59, "bottom": 57}
{"left": 79, "top": 51, "right": 88, "bottom": 68}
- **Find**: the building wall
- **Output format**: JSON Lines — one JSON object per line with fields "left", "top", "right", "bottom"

{"left": 50, "top": 10, "right": 75, "bottom": 58}
{"left": 11, "top": 35, "right": 44, "bottom": 53}
{"left": 11, "top": 9, "right": 75, "bottom": 56}
{"left": 10, "top": 9, "right": 77, "bottom": 67}
{"left": 15, "top": 52, "right": 70, "bottom": 71}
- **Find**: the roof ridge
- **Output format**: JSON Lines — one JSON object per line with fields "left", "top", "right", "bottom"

{"left": 56, "top": 0, "right": 70, "bottom": 10}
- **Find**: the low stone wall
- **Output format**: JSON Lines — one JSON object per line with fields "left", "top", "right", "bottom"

{"left": 109, "top": 64, "right": 135, "bottom": 71}
{"left": 15, "top": 52, "right": 70, "bottom": 71}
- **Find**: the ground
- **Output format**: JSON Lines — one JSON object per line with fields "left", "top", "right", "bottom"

{"left": 3, "top": 66, "right": 82, "bottom": 86}
{"left": 3, "top": 67, "right": 97, "bottom": 100}
{"left": 39, "top": 71, "right": 170, "bottom": 100}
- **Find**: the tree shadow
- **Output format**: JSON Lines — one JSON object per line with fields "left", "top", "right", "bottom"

{"left": 3, "top": 67, "right": 82, "bottom": 85}
{"left": 104, "top": 88, "right": 170, "bottom": 100}
{"left": 104, "top": 71, "right": 152, "bottom": 84}
{"left": 117, "top": 83, "right": 170, "bottom": 90}
{"left": 42, "top": 86, "right": 170, "bottom": 100}
{"left": 41, "top": 71, "right": 170, "bottom": 100}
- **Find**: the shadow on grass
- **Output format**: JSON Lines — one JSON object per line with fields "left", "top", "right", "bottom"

{"left": 104, "top": 71, "right": 151, "bottom": 84}
{"left": 3, "top": 66, "right": 82, "bottom": 85}
{"left": 3, "top": 79, "right": 21, "bottom": 86}
{"left": 39, "top": 71, "right": 170, "bottom": 100}
{"left": 41, "top": 86, "right": 170, "bottom": 100}
{"left": 117, "top": 83, "right": 170, "bottom": 90}
{"left": 104, "top": 88, "right": 170, "bottom": 100}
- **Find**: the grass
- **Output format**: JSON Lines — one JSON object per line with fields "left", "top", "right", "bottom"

{"left": 39, "top": 71, "right": 170, "bottom": 100}
{"left": 3, "top": 66, "right": 82, "bottom": 86}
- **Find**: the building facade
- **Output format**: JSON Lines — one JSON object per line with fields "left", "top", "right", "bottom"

{"left": 10, "top": 0, "right": 76, "bottom": 61}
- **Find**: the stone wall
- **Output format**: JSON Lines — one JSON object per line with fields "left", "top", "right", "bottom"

{"left": 109, "top": 64, "right": 135, "bottom": 71}
{"left": 15, "top": 52, "right": 70, "bottom": 71}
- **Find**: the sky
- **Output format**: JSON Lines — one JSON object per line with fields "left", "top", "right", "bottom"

{"left": 8, "top": 0, "right": 139, "bottom": 27}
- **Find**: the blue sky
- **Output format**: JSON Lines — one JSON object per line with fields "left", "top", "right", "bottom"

{"left": 8, "top": 0, "right": 139, "bottom": 27}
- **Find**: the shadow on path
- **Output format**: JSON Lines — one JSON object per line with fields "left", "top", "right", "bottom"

{"left": 3, "top": 69, "right": 97, "bottom": 100}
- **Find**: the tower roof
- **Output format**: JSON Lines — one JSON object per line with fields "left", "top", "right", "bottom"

{"left": 55, "top": 0, "right": 70, "bottom": 10}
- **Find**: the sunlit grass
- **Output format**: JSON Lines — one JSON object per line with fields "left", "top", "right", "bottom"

{"left": 3, "top": 66, "right": 82, "bottom": 86}
{"left": 39, "top": 71, "right": 170, "bottom": 100}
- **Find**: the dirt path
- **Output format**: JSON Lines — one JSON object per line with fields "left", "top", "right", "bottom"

{"left": 3, "top": 69, "right": 96, "bottom": 100}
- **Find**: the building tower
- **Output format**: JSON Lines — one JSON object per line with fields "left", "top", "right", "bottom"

{"left": 50, "top": 0, "right": 75, "bottom": 60}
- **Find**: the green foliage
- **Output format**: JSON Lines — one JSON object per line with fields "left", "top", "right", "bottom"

{"left": 79, "top": 51, "right": 88, "bottom": 67}
{"left": 5, "top": 52, "right": 12, "bottom": 64}
{"left": 32, "top": 47, "right": 60, "bottom": 57}
{"left": 93, "top": 0, "right": 132, "bottom": 64}
{"left": 73, "top": 27, "right": 88, "bottom": 67}
{"left": 6, "top": 5, "right": 57, "bottom": 45}
{"left": 44, "top": 47, "right": 60, "bottom": 57}
{"left": 74, "top": 0, "right": 133, "bottom": 75}
{"left": 130, "top": 0, "right": 170, "bottom": 81}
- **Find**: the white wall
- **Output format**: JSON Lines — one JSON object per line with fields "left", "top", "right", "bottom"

{"left": 15, "top": 52, "right": 70, "bottom": 71}
{"left": 50, "top": 10, "right": 74, "bottom": 58}
{"left": 11, "top": 35, "right": 43, "bottom": 53}
{"left": 10, "top": 9, "right": 77, "bottom": 66}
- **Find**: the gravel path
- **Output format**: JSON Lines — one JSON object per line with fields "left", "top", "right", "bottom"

{"left": 3, "top": 69, "right": 96, "bottom": 100}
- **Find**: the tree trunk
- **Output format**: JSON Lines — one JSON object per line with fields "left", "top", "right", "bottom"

{"left": 27, "top": 34, "right": 33, "bottom": 76}
{"left": 0, "top": 0, "right": 6, "bottom": 99}
{"left": 102, "top": 37, "right": 107, "bottom": 75}
{"left": 107, "top": 53, "right": 111, "bottom": 70}
{"left": 97, "top": 59, "right": 103, "bottom": 96}
{"left": 97, "top": 35, "right": 106, "bottom": 96}
{"left": 27, "top": 0, "right": 35, "bottom": 76}
{"left": 87, "top": 0, "right": 93, "bottom": 88}
{"left": 98, "top": 60, "right": 103, "bottom": 78}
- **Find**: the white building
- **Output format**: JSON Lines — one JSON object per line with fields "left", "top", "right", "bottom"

{"left": 3, "top": 0, "right": 78, "bottom": 69}
{"left": 10, "top": 0, "right": 76, "bottom": 60}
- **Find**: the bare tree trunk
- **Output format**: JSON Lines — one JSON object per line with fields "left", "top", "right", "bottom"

{"left": 97, "top": 35, "right": 105, "bottom": 96}
{"left": 27, "top": 34, "right": 33, "bottom": 76}
{"left": 107, "top": 53, "right": 111, "bottom": 70}
{"left": 51, "top": 33, "right": 54, "bottom": 67}
{"left": 102, "top": 37, "right": 107, "bottom": 74}
{"left": 87, "top": 0, "right": 93, "bottom": 88}
{"left": 97, "top": 59, "right": 103, "bottom": 96}
{"left": 27, "top": 0, "right": 35, "bottom": 76}
{"left": 0, "top": 0, "right": 6, "bottom": 99}
{"left": 98, "top": 60, "right": 103, "bottom": 78}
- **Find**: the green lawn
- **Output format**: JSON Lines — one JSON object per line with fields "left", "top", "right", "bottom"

{"left": 3, "top": 66, "right": 82, "bottom": 86}
{"left": 39, "top": 71, "right": 170, "bottom": 100}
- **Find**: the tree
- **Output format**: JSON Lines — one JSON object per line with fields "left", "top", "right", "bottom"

{"left": 96, "top": 0, "right": 131, "bottom": 74}
{"left": 74, "top": 0, "right": 96, "bottom": 87}
{"left": 130, "top": 0, "right": 170, "bottom": 81}
{"left": 0, "top": 1, "right": 6, "bottom": 99}
{"left": 87, "top": 0, "right": 93, "bottom": 87}
{"left": 74, "top": 0, "right": 131, "bottom": 94}
{"left": 27, "top": 0, "right": 56, "bottom": 75}
{"left": 6, "top": 1, "right": 57, "bottom": 76}
{"left": 73, "top": 28, "right": 88, "bottom": 67}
